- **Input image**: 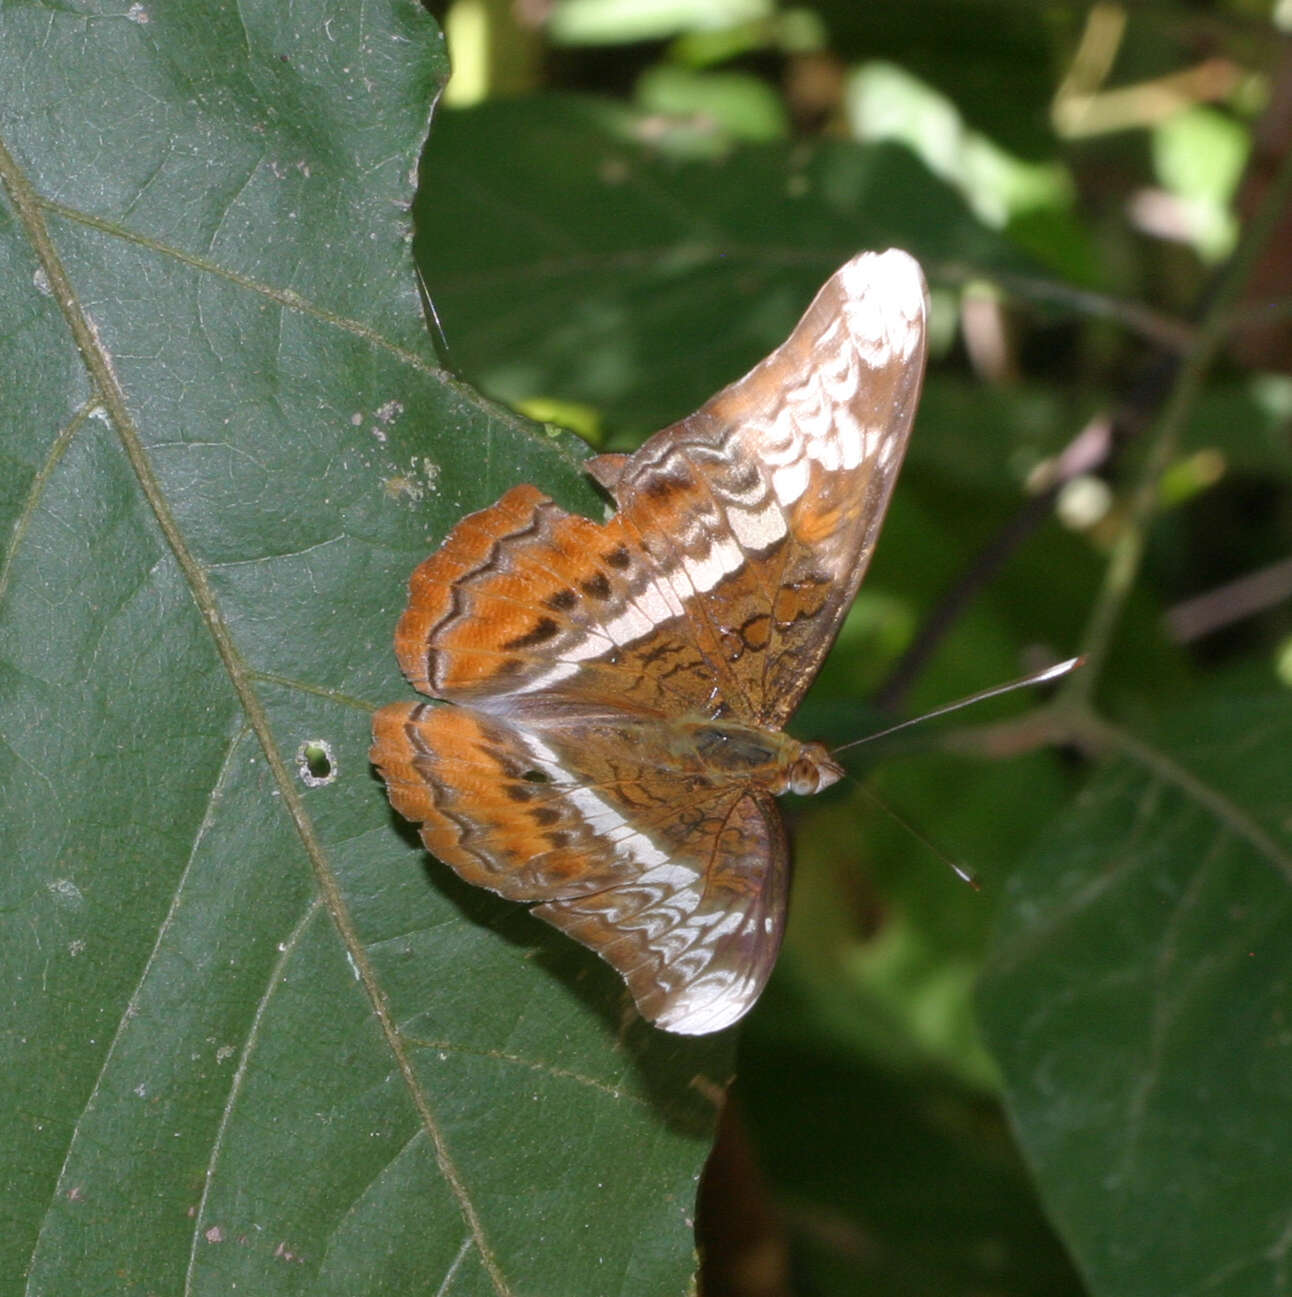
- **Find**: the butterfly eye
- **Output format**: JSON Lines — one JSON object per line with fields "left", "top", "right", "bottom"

{"left": 787, "top": 758, "right": 821, "bottom": 796}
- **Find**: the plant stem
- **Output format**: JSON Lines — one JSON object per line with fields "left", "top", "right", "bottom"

{"left": 1068, "top": 144, "right": 1292, "bottom": 703}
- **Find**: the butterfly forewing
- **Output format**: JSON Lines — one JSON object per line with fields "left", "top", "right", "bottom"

{"left": 393, "top": 484, "right": 723, "bottom": 720}
{"left": 370, "top": 250, "right": 929, "bottom": 1033}
{"left": 596, "top": 250, "right": 927, "bottom": 727}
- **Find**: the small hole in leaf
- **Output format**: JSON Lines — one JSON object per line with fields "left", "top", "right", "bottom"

{"left": 522, "top": 769, "right": 550, "bottom": 784}
{"left": 296, "top": 740, "right": 337, "bottom": 788}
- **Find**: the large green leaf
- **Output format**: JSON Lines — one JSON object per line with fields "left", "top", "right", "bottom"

{"left": 979, "top": 692, "right": 1292, "bottom": 1297}
{"left": 0, "top": 5, "right": 727, "bottom": 1294}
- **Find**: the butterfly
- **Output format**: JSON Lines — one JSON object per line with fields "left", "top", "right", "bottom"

{"left": 370, "top": 249, "right": 929, "bottom": 1034}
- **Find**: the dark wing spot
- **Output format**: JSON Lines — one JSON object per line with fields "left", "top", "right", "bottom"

{"left": 643, "top": 464, "right": 692, "bottom": 499}
{"left": 545, "top": 587, "right": 578, "bottom": 611}
{"left": 640, "top": 639, "right": 683, "bottom": 666}
{"left": 502, "top": 616, "right": 560, "bottom": 650}
{"left": 580, "top": 572, "right": 612, "bottom": 600}
{"left": 723, "top": 458, "right": 761, "bottom": 495}
{"left": 531, "top": 805, "right": 561, "bottom": 826}
{"left": 603, "top": 545, "right": 631, "bottom": 570}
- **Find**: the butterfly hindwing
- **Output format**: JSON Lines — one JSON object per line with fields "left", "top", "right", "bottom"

{"left": 533, "top": 790, "right": 788, "bottom": 1034}
{"left": 370, "top": 701, "right": 788, "bottom": 1032}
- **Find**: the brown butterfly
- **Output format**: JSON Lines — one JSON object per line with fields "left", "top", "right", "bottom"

{"left": 371, "top": 250, "right": 929, "bottom": 1033}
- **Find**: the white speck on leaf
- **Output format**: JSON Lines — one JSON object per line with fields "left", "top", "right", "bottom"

{"left": 48, "top": 878, "right": 83, "bottom": 906}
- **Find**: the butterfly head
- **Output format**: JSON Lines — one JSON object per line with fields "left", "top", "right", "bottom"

{"left": 784, "top": 742, "right": 844, "bottom": 796}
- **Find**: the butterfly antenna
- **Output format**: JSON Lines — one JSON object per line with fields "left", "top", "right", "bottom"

{"left": 832, "top": 655, "right": 1084, "bottom": 756}
{"left": 846, "top": 775, "right": 981, "bottom": 889}
{"left": 415, "top": 262, "right": 450, "bottom": 357}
